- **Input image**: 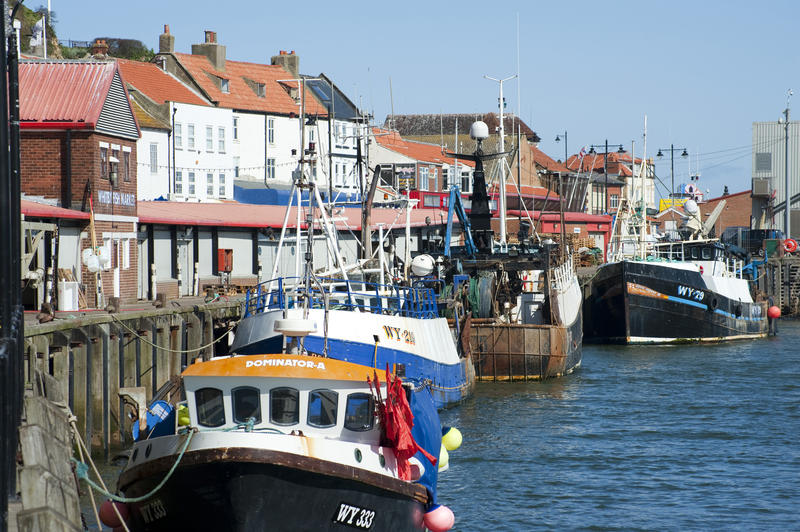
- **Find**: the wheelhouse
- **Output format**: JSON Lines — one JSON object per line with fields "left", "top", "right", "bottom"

{"left": 182, "top": 354, "right": 382, "bottom": 443}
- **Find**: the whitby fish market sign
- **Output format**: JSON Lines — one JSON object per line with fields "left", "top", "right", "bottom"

{"left": 97, "top": 190, "right": 136, "bottom": 207}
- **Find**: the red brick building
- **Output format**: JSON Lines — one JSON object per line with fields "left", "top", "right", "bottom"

{"left": 20, "top": 61, "right": 141, "bottom": 306}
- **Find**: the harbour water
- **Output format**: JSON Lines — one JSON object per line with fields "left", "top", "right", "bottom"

{"left": 82, "top": 322, "right": 799, "bottom": 531}
{"left": 439, "top": 320, "right": 800, "bottom": 531}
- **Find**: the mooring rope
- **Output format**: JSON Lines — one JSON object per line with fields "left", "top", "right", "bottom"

{"left": 110, "top": 313, "right": 238, "bottom": 355}
{"left": 72, "top": 426, "right": 196, "bottom": 505}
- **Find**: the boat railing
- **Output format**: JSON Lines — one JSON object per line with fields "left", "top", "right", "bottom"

{"left": 244, "top": 276, "right": 439, "bottom": 319}
{"left": 648, "top": 240, "right": 744, "bottom": 279}
{"left": 550, "top": 256, "right": 575, "bottom": 292}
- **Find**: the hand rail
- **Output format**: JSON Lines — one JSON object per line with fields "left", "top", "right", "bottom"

{"left": 244, "top": 276, "right": 439, "bottom": 320}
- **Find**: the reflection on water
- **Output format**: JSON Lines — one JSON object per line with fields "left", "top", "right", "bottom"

{"left": 81, "top": 323, "right": 800, "bottom": 531}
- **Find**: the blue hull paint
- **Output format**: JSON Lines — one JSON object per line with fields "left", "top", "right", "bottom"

{"left": 236, "top": 335, "right": 472, "bottom": 409}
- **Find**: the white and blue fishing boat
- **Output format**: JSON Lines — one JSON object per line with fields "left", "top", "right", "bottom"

{"left": 232, "top": 273, "right": 475, "bottom": 410}
{"left": 229, "top": 119, "right": 474, "bottom": 409}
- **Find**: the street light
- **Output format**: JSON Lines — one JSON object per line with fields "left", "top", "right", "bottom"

{"left": 656, "top": 144, "right": 688, "bottom": 200}
{"left": 554, "top": 131, "right": 568, "bottom": 163}
{"left": 587, "top": 141, "right": 625, "bottom": 214}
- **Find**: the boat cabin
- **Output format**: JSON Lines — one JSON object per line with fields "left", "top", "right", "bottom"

{"left": 182, "top": 354, "right": 382, "bottom": 443}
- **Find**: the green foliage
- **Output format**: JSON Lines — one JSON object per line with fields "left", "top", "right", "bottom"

{"left": 61, "top": 47, "right": 88, "bottom": 60}
{"left": 93, "top": 37, "right": 155, "bottom": 61}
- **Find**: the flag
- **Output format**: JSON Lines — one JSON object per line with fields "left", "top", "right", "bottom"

{"left": 30, "top": 16, "right": 44, "bottom": 48}
{"left": 578, "top": 146, "right": 587, "bottom": 160}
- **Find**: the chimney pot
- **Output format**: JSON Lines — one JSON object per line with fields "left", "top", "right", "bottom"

{"left": 164, "top": 24, "right": 170, "bottom": 34}
{"left": 205, "top": 30, "right": 216, "bottom": 44}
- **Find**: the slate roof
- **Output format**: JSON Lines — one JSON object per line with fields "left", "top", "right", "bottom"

{"left": 131, "top": 99, "right": 170, "bottom": 131}
{"left": 385, "top": 113, "right": 540, "bottom": 143}
{"left": 172, "top": 53, "right": 328, "bottom": 116}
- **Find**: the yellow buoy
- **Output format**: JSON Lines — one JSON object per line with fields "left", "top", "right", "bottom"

{"left": 442, "top": 427, "right": 462, "bottom": 451}
{"left": 438, "top": 444, "right": 449, "bottom": 470}
{"left": 177, "top": 405, "right": 190, "bottom": 426}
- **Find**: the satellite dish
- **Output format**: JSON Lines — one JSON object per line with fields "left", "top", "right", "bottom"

{"left": 683, "top": 199, "right": 699, "bottom": 215}
{"left": 469, "top": 121, "right": 489, "bottom": 141}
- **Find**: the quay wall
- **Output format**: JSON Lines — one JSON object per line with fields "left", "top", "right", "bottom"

{"left": 23, "top": 301, "right": 241, "bottom": 455}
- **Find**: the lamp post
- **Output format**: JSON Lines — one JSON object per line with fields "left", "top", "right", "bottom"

{"left": 555, "top": 131, "right": 568, "bottom": 164}
{"left": 656, "top": 144, "right": 688, "bottom": 201}
{"left": 587, "top": 141, "right": 625, "bottom": 214}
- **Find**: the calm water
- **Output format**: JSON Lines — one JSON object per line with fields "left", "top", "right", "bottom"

{"left": 83, "top": 322, "right": 799, "bottom": 531}
{"left": 438, "top": 320, "right": 800, "bottom": 531}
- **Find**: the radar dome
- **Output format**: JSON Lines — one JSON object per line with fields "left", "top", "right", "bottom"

{"left": 411, "top": 254, "right": 435, "bottom": 277}
{"left": 469, "top": 121, "right": 489, "bottom": 140}
{"left": 683, "top": 199, "right": 699, "bottom": 215}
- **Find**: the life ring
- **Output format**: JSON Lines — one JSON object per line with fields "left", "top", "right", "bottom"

{"left": 784, "top": 239, "right": 798, "bottom": 253}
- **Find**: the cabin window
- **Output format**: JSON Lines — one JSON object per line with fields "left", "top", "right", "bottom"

{"left": 344, "top": 393, "right": 374, "bottom": 432}
{"left": 232, "top": 386, "right": 261, "bottom": 424}
{"left": 308, "top": 389, "right": 338, "bottom": 428}
{"left": 195, "top": 387, "right": 225, "bottom": 427}
{"left": 702, "top": 247, "right": 713, "bottom": 260}
{"left": 270, "top": 387, "right": 299, "bottom": 425}
{"left": 691, "top": 248, "right": 699, "bottom": 259}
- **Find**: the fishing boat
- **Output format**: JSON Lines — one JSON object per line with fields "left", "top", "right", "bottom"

{"left": 584, "top": 141, "right": 770, "bottom": 343}
{"left": 230, "top": 113, "right": 474, "bottom": 409}
{"left": 111, "top": 352, "right": 454, "bottom": 531}
{"left": 585, "top": 237, "right": 769, "bottom": 343}
{"left": 427, "top": 120, "right": 582, "bottom": 381}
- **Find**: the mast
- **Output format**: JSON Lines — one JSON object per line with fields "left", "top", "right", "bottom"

{"left": 484, "top": 74, "right": 517, "bottom": 248}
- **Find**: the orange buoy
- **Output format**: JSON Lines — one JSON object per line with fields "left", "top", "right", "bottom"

{"left": 784, "top": 239, "right": 797, "bottom": 253}
{"left": 767, "top": 306, "right": 781, "bottom": 319}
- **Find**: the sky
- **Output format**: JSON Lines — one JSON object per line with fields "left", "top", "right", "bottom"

{"left": 48, "top": 0, "right": 800, "bottom": 201}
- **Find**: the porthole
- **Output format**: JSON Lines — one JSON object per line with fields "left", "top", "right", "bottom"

{"left": 145, "top": 443, "right": 152, "bottom": 458}
{"left": 354, "top": 449, "right": 362, "bottom": 463}
{"left": 379, "top": 454, "right": 385, "bottom": 467}
{"left": 131, "top": 448, "right": 139, "bottom": 462}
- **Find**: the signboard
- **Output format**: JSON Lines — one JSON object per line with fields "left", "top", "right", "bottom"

{"left": 395, "top": 164, "right": 416, "bottom": 190}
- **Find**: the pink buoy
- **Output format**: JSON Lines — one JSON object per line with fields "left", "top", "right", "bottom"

{"left": 768, "top": 306, "right": 781, "bottom": 319}
{"left": 423, "top": 504, "right": 455, "bottom": 532}
{"left": 99, "top": 499, "right": 129, "bottom": 528}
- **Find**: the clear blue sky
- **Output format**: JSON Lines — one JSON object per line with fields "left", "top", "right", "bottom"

{"left": 50, "top": 0, "right": 799, "bottom": 200}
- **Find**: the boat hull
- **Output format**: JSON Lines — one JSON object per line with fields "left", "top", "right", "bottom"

{"left": 469, "top": 306, "right": 582, "bottom": 381}
{"left": 118, "top": 447, "right": 427, "bottom": 532}
{"left": 585, "top": 261, "right": 768, "bottom": 344}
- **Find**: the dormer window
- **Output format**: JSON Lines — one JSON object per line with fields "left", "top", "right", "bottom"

{"left": 220, "top": 78, "right": 230, "bottom": 93}
{"left": 255, "top": 82, "right": 266, "bottom": 98}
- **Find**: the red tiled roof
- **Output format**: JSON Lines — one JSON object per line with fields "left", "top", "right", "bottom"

{"left": 19, "top": 61, "right": 117, "bottom": 128}
{"left": 529, "top": 144, "right": 569, "bottom": 173}
{"left": 565, "top": 151, "right": 646, "bottom": 175}
{"left": 172, "top": 53, "right": 328, "bottom": 116}
{"left": 488, "top": 183, "right": 559, "bottom": 199}
{"left": 137, "top": 201, "right": 448, "bottom": 230}
{"left": 117, "top": 59, "right": 208, "bottom": 106}
{"left": 21, "top": 199, "right": 90, "bottom": 220}
{"left": 506, "top": 210, "right": 611, "bottom": 223}
{"left": 372, "top": 128, "right": 475, "bottom": 167}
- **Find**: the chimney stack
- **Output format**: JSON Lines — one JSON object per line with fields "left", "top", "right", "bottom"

{"left": 271, "top": 50, "right": 299, "bottom": 79}
{"left": 192, "top": 30, "right": 226, "bottom": 71}
{"left": 159, "top": 24, "right": 175, "bottom": 53}
{"left": 90, "top": 39, "right": 109, "bottom": 58}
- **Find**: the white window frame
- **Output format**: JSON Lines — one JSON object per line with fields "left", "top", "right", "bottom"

{"left": 267, "top": 158, "right": 276, "bottom": 179}
{"left": 175, "top": 170, "right": 183, "bottom": 195}
{"left": 268, "top": 118, "right": 275, "bottom": 144}
{"left": 149, "top": 143, "right": 158, "bottom": 174}
{"left": 174, "top": 123, "right": 183, "bottom": 149}
{"left": 188, "top": 171, "right": 196, "bottom": 196}
{"left": 219, "top": 173, "right": 226, "bottom": 197}
{"left": 207, "top": 172, "right": 214, "bottom": 197}
{"left": 218, "top": 127, "right": 226, "bottom": 153}
{"left": 419, "top": 167, "right": 429, "bottom": 191}
{"left": 206, "top": 125, "right": 214, "bottom": 152}
{"left": 187, "top": 124, "right": 195, "bottom": 150}
{"left": 234, "top": 156, "right": 240, "bottom": 178}
{"left": 232, "top": 116, "right": 239, "bottom": 141}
